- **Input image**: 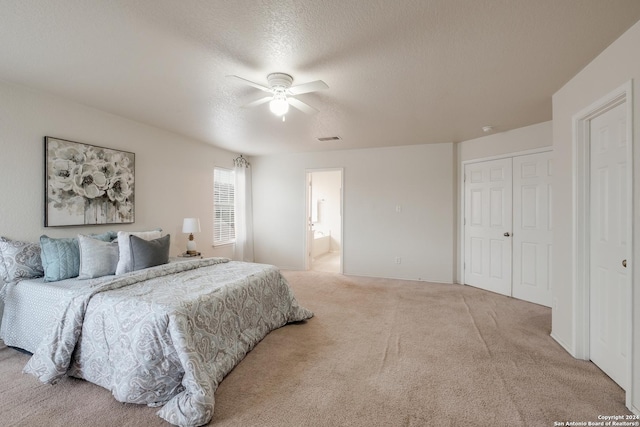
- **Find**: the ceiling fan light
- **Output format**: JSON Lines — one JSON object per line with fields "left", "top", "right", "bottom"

{"left": 269, "top": 95, "right": 289, "bottom": 116}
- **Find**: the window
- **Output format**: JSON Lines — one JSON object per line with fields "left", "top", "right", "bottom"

{"left": 213, "top": 167, "right": 235, "bottom": 245}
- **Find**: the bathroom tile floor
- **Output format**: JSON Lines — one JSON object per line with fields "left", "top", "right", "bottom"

{"left": 311, "top": 252, "right": 341, "bottom": 273}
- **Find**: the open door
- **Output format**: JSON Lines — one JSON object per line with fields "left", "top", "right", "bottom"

{"left": 305, "top": 169, "right": 343, "bottom": 273}
{"left": 305, "top": 172, "right": 314, "bottom": 271}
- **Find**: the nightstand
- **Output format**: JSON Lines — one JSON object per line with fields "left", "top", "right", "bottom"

{"left": 170, "top": 253, "right": 203, "bottom": 262}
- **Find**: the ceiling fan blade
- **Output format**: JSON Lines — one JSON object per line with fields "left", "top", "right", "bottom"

{"left": 288, "top": 80, "right": 329, "bottom": 95}
{"left": 288, "top": 97, "right": 319, "bottom": 114}
{"left": 242, "top": 96, "right": 272, "bottom": 108}
{"left": 226, "top": 75, "right": 272, "bottom": 92}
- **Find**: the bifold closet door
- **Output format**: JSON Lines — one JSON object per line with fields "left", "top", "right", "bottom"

{"left": 464, "top": 158, "right": 512, "bottom": 297}
{"left": 512, "top": 152, "right": 553, "bottom": 307}
{"left": 464, "top": 152, "right": 552, "bottom": 307}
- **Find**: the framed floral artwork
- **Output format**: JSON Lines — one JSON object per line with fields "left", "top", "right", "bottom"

{"left": 44, "top": 137, "right": 135, "bottom": 226}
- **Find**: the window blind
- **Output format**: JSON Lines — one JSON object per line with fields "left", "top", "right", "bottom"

{"left": 213, "top": 167, "right": 235, "bottom": 245}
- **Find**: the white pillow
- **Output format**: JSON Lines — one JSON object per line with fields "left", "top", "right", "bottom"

{"left": 115, "top": 230, "right": 162, "bottom": 275}
{"left": 78, "top": 234, "right": 119, "bottom": 279}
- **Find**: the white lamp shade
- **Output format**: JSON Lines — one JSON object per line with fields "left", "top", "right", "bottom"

{"left": 269, "top": 97, "right": 289, "bottom": 116}
{"left": 182, "top": 218, "right": 201, "bottom": 233}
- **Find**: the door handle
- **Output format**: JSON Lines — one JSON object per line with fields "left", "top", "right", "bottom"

{"left": 622, "top": 259, "right": 627, "bottom": 268}
{"left": 504, "top": 232, "right": 510, "bottom": 237}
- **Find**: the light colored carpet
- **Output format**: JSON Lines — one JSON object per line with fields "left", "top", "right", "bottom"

{"left": 0, "top": 271, "right": 629, "bottom": 426}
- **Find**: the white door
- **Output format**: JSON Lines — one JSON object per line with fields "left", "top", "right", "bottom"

{"left": 305, "top": 173, "right": 314, "bottom": 270}
{"left": 464, "top": 158, "right": 512, "bottom": 296}
{"left": 512, "top": 152, "right": 553, "bottom": 307}
{"left": 305, "top": 169, "right": 343, "bottom": 273}
{"left": 589, "top": 102, "right": 629, "bottom": 390}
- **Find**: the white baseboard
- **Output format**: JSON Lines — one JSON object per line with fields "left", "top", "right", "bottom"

{"left": 342, "top": 271, "right": 454, "bottom": 285}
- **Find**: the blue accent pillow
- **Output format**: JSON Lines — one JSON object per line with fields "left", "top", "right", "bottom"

{"left": 91, "top": 231, "right": 118, "bottom": 242}
{"left": 40, "top": 233, "right": 116, "bottom": 282}
{"left": 40, "top": 236, "right": 80, "bottom": 282}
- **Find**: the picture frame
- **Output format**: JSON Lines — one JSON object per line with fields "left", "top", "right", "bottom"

{"left": 44, "top": 136, "right": 135, "bottom": 227}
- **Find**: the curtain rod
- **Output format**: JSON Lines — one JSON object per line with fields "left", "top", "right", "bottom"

{"left": 233, "top": 154, "right": 250, "bottom": 168}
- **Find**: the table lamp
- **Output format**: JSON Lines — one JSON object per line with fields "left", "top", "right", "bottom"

{"left": 182, "top": 218, "right": 201, "bottom": 255}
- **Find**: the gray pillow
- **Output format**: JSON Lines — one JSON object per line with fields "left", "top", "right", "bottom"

{"left": 129, "top": 234, "right": 170, "bottom": 271}
{"left": 78, "top": 234, "right": 120, "bottom": 279}
{"left": 115, "top": 229, "right": 162, "bottom": 275}
{"left": 0, "top": 237, "right": 44, "bottom": 282}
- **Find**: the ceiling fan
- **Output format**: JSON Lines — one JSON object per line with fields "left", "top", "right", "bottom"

{"left": 227, "top": 73, "right": 328, "bottom": 118}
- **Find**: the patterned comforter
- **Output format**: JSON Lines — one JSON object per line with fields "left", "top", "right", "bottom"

{"left": 23, "top": 258, "right": 313, "bottom": 426}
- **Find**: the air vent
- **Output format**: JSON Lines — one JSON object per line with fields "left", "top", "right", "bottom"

{"left": 316, "top": 136, "right": 342, "bottom": 142}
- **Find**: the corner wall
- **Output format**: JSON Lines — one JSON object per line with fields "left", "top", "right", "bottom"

{"left": 552, "top": 19, "right": 640, "bottom": 413}
{"left": 0, "top": 80, "right": 236, "bottom": 259}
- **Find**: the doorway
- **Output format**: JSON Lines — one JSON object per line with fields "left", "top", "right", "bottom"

{"left": 573, "top": 82, "right": 633, "bottom": 399}
{"left": 305, "top": 169, "right": 343, "bottom": 273}
{"left": 588, "top": 101, "right": 629, "bottom": 390}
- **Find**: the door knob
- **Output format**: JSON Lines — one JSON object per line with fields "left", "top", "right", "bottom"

{"left": 504, "top": 232, "right": 510, "bottom": 237}
{"left": 622, "top": 259, "right": 627, "bottom": 268}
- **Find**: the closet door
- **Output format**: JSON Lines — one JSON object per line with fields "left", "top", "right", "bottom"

{"left": 464, "top": 159, "right": 512, "bottom": 296}
{"left": 512, "top": 152, "right": 553, "bottom": 307}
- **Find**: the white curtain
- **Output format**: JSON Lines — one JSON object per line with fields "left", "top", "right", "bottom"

{"left": 234, "top": 161, "right": 254, "bottom": 262}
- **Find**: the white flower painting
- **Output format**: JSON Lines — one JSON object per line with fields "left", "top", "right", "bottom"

{"left": 45, "top": 137, "right": 135, "bottom": 226}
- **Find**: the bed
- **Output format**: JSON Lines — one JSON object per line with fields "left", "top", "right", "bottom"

{"left": 1, "top": 247, "right": 313, "bottom": 426}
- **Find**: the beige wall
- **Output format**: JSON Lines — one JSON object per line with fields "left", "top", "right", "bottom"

{"left": 458, "top": 121, "right": 552, "bottom": 162}
{"left": 552, "top": 20, "right": 640, "bottom": 413}
{"left": 251, "top": 143, "right": 456, "bottom": 283}
{"left": 0, "top": 80, "right": 236, "bottom": 259}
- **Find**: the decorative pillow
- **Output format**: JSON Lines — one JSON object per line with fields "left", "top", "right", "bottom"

{"left": 39, "top": 233, "right": 115, "bottom": 282}
{"left": 115, "top": 229, "right": 162, "bottom": 275}
{"left": 40, "top": 236, "right": 80, "bottom": 282}
{"left": 78, "top": 234, "right": 119, "bottom": 279}
{"left": 130, "top": 234, "right": 170, "bottom": 271}
{"left": 91, "top": 231, "right": 118, "bottom": 242}
{"left": 0, "top": 237, "right": 44, "bottom": 283}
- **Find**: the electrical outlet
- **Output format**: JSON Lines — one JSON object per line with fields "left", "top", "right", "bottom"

{"left": 395, "top": 257, "right": 401, "bottom": 264}
{"left": 396, "top": 205, "right": 402, "bottom": 213}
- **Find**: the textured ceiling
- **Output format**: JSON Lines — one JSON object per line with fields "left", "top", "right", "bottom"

{"left": 1, "top": 1, "right": 640, "bottom": 155}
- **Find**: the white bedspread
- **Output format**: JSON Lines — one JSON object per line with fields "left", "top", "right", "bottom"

{"left": 22, "top": 259, "right": 313, "bottom": 426}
